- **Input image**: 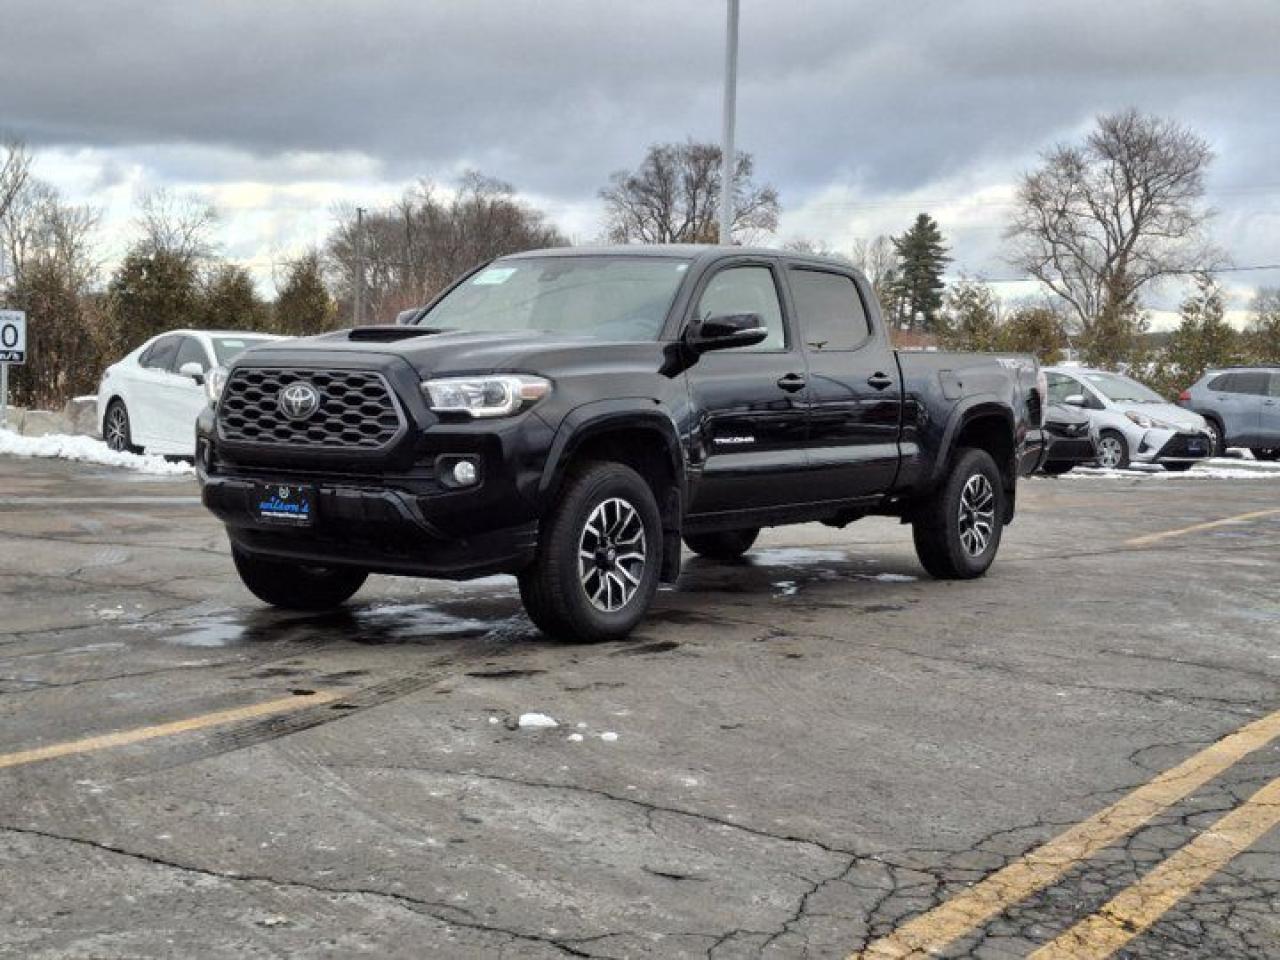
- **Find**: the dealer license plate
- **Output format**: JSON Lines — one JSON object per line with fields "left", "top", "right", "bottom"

{"left": 254, "top": 483, "right": 315, "bottom": 526}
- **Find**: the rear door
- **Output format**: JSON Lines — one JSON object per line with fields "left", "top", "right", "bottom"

{"left": 784, "top": 265, "right": 901, "bottom": 500}
{"left": 1261, "top": 373, "right": 1280, "bottom": 446}
{"left": 129, "top": 334, "right": 182, "bottom": 444}
{"left": 1208, "top": 372, "right": 1260, "bottom": 445}
{"left": 684, "top": 260, "right": 812, "bottom": 514}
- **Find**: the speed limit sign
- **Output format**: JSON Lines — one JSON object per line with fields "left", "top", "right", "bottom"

{"left": 0, "top": 310, "right": 24, "bottom": 364}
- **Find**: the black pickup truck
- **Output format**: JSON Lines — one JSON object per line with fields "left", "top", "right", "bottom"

{"left": 197, "top": 246, "right": 1045, "bottom": 641}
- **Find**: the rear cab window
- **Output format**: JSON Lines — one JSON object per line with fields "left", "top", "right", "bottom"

{"left": 788, "top": 268, "right": 870, "bottom": 351}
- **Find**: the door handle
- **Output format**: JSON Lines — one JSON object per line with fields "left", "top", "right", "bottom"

{"left": 776, "top": 373, "right": 807, "bottom": 393}
{"left": 867, "top": 372, "right": 894, "bottom": 390}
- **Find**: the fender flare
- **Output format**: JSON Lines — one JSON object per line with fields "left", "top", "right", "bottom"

{"left": 927, "top": 396, "right": 1017, "bottom": 490}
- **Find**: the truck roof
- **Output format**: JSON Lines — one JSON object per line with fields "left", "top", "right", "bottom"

{"left": 501, "top": 244, "right": 859, "bottom": 274}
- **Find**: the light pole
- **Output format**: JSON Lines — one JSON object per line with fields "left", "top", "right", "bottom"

{"left": 718, "top": 0, "right": 739, "bottom": 246}
{"left": 353, "top": 206, "right": 366, "bottom": 326}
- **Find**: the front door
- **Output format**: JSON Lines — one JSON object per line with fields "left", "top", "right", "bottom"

{"left": 684, "top": 261, "right": 811, "bottom": 514}
{"left": 785, "top": 266, "right": 902, "bottom": 500}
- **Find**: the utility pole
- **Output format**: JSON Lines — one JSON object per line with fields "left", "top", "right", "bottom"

{"left": 718, "top": 0, "right": 740, "bottom": 246}
{"left": 353, "top": 206, "right": 366, "bottom": 326}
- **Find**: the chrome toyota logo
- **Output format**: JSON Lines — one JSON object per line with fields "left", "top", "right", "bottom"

{"left": 277, "top": 381, "right": 320, "bottom": 421}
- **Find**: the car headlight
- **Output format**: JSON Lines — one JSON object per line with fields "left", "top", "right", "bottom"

{"left": 1125, "top": 411, "right": 1175, "bottom": 431}
{"left": 205, "top": 366, "right": 228, "bottom": 405}
{"left": 421, "top": 375, "right": 551, "bottom": 418}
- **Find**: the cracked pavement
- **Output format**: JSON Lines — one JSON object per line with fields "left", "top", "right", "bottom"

{"left": 1, "top": 456, "right": 1279, "bottom": 958}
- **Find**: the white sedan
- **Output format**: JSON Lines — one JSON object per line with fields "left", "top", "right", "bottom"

{"left": 98, "top": 330, "right": 282, "bottom": 456}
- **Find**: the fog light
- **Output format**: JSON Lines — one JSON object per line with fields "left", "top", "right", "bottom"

{"left": 452, "top": 460, "right": 478, "bottom": 486}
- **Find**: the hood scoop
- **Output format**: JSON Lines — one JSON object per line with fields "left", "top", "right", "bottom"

{"left": 346, "top": 326, "right": 441, "bottom": 343}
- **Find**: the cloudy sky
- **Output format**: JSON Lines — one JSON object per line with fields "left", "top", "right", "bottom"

{"left": 3, "top": 0, "right": 1278, "bottom": 324}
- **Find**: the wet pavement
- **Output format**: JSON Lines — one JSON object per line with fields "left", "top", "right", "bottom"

{"left": 1, "top": 455, "right": 1278, "bottom": 958}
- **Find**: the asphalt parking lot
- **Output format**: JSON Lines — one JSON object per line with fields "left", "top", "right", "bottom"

{"left": 2, "top": 456, "right": 1278, "bottom": 959}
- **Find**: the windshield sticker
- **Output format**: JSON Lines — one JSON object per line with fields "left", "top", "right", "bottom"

{"left": 472, "top": 267, "right": 517, "bottom": 286}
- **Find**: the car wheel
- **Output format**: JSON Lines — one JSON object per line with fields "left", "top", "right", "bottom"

{"left": 1251, "top": 448, "right": 1280, "bottom": 462}
{"left": 518, "top": 460, "right": 661, "bottom": 643}
{"left": 1096, "top": 430, "right": 1130, "bottom": 470}
{"left": 1204, "top": 418, "right": 1225, "bottom": 456}
{"left": 912, "top": 447, "right": 1004, "bottom": 580}
{"left": 1162, "top": 462, "right": 1196, "bottom": 472}
{"left": 103, "top": 400, "right": 138, "bottom": 454}
{"left": 231, "top": 544, "right": 368, "bottom": 610}
{"left": 1040, "top": 461, "right": 1075, "bottom": 476}
{"left": 683, "top": 527, "right": 759, "bottom": 561}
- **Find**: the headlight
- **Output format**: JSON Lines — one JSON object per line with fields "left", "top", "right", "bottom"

{"left": 1125, "top": 411, "right": 1174, "bottom": 431}
{"left": 421, "top": 375, "right": 551, "bottom": 418}
{"left": 205, "top": 366, "right": 228, "bottom": 405}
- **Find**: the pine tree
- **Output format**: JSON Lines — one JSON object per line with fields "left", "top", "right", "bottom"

{"left": 1163, "top": 273, "right": 1239, "bottom": 387}
{"left": 274, "top": 252, "right": 336, "bottom": 337}
{"left": 939, "top": 281, "right": 1000, "bottom": 352}
{"left": 891, "top": 213, "right": 951, "bottom": 331}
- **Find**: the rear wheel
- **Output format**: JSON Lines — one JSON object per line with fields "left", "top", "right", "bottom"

{"left": 1251, "top": 448, "right": 1280, "bottom": 462}
{"left": 1040, "top": 461, "right": 1076, "bottom": 476}
{"left": 103, "top": 400, "right": 138, "bottom": 454}
{"left": 518, "top": 461, "right": 661, "bottom": 643}
{"left": 1096, "top": 430, "right": 1130, "bottom": 470}
{"left": 231, "top": 544, "right": 367, "bottom": 610}
{"left": 683, "top": 527, "right": 759, "bottom": 561}
{"left": 912, "top": 447, "right": 1004, "bottom": 580}
{"left": 1204, "top": 418, "right": 1225, "bottom": 456}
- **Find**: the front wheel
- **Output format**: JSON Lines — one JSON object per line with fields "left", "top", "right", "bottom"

{"left": 683, "top": 527, "right": 759, "bottom": 562}
{"left": 518, "top": 461, "right": 662, "bottom": 643}
{"left": 1096, "top": 430, "right": 1130, "bottom": 470}
{"left": 231, "top": 544, "right": 368, "bottom": 610}
{"left": 912, "top": 447, "right": 1004, "bottom": 580}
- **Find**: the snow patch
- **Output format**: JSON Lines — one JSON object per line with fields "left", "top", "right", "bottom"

{"left": 566, "top": 733, "right": 584, "bottom": 743}
{"left": 752, "top": 547, "right": 848, "bottom": 566}
{"left": 517, "top": 712, "right": 558, "bottom": 729}
{"left": 860, "top": 573, "right": 917, "bottom": 583}
{"left": 600, "top": 731, "right": 619, "bottom": 742}
{"left": 773, "top": 580, "right": 798, "bottom": 597}
{"left": 1061, "top": 465, "right": 1280, "bottom": 481}
{"left": 0, "top": 429, "right": 192, "bottom": 476}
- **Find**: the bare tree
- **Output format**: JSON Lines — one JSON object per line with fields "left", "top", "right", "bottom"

{"left": 0, "top": 135, "right": 31, "bottom": 225}
{"left": 134, "top": 188, "right": 219, "bottom": 263}
{"left": 600, "top": 141, "right": 779, "bottom": 245}
{"left": 1006, "top": 109, "right": 1219, "bottom": 339}
{"left": 850, "top": 235, "right": 903, "bottom": 320}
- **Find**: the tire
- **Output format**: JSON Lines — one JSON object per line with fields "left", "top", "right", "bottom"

{"left": 912, "top": 447, "right": 1004, "bottom": 580}
{"left": 683, "top": 527, "right": 759, "bottom": 561}
{"left": 518, "top": 460, "right": 662, "bottom": 643}
{"left": 1162, "top": 461, "right": 1196, "bottom": 472}
{"left": 231, "top": 544, "right": 367, "bottom": 611}
{"left": 1096, "top": 430, "right": 1130, "bottom": 470}
{"left": 103, "top": 400, "right": 139, "bottom": 454}
{"left": 1203, "top": 418, "right": 1226, "bottom": 456}
{"left": 1040, "top": 461, "right": 1075, "bottom": 476}
{"left": 1251, "top": 448, "right": 1280, "bottom": 462}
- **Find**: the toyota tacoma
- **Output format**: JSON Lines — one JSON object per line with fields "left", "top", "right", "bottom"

{"left": 197, "top": 246, "right": 1045, "bottom": 641}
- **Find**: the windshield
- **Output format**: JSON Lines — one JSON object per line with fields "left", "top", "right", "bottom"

{"left": 1082, "top": 372, "right": 1165, "bottom": 404}
{"left": 212, "top": 336, "right": 273, "bottom": 366}
{"left": 418, "top": 256, "right": 690, "bottom": 340}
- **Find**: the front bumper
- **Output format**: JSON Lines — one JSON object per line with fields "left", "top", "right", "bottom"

{"left": 1043, "top": 435, "right": 1097, "bottom": 466}
{"left": 202, "top": 475, "right": 539, "bottom": 579}
{"left": 1133, "top": 428, "right": 1213, "bottom": 463}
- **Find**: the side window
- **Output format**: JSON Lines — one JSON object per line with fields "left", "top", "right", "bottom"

{"left": 1206, "top": 374, "right": 1229, "bottom": 391}
{"left": 788, "top": 269, "right": 870, "bottom": 351}
{"left": 141, "top": 335, "right": 180, "bottom": 371}
{"left": 694, "top": 265, "right": 786, "bottom": 351}
{"left": 1236, "top": 372, "right": 1269, "bottom": 396}
{"left": 174, "top": 337, "right": 209, "bottom": 373}
{"left": 1045, "top": 373, "right": 1079, "bottom": 404}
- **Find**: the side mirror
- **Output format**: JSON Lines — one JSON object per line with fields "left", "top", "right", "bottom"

{"left": 1063, "top": 394, "right": 1086, "bottom": 407}
{"left": 685, "top": 313, "right": 768, "bottom": 354}
{"left": 178, "top": 361, "right": 205, "bottom": 385}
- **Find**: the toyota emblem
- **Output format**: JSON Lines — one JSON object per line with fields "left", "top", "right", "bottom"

{"left": 278, "top": 381, "right": 321, "bottom": 421}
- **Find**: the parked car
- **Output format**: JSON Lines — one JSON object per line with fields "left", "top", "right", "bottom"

{"left": 1039, "top": 401, "right": 1097, "bottom": 475}
{"left": 1177, "top": 366, "right": 1280, "bottom": 461}
{"left": 1043, "top": 367, "right": 1212, "bottom": 471}
{"left": 99, "top": 330, "right": 283, "bottom": 456}
{"left": 198, "top": 246, "right": 1045, "bottom": 642}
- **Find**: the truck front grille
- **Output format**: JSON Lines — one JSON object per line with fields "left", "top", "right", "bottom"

{"left": 218, "top": 367, "right": 405, "bottom": 450}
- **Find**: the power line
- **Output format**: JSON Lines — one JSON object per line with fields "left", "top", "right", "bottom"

{"left": 959, "top": 264, "right": 1280, "bottom": 284}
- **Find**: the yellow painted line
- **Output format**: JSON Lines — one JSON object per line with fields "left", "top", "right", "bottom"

{"left": 1030, "top": 774, "right": 1280, "bottom": 959}
{"left": 855, "top": 708, "right": 1280, "bottom": 959}
{"left": 0, "top": 690, "right": 341, "bottom": 771}
{"left": 1125, "top": 508, "right": 1280, "bottom": 546}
